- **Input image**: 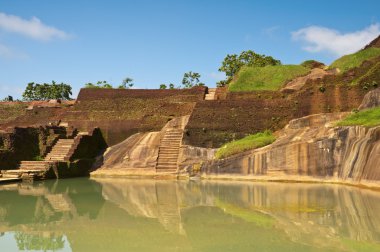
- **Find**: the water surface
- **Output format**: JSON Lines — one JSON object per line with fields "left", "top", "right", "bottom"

{"left": 1, "top": 178, "right": 380, "bottom": 251}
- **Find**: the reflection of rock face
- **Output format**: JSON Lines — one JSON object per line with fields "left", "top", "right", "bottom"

{"left": 98, "top": 179, "right": 185, "bottom": 233}
{"left": 199, "top": 181, "right": 380, "bottom": 249}
{"left": 203, "top": 113, "right": 380, "bottom": 185}
{"left": 2, "top": 179, "right": 380, "bottom": 250}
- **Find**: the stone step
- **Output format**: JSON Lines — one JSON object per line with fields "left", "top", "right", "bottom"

{"left": 156, "top": 169, "right": 177, "bottom": 173}
{"left": 162, "top": 136, "right": 182, "bottom": 139}
{"left": 159, "top": 147, "right": 179, "bottom": 150}
{"left": 160, "top": 142, "right": 180, "bottom": 145}
{"left": 156, "top": 166, "right": 177, "bottom": 170}
{"left": 21, "top": 161, "right": 51, "bottom": 164}
{"left": 158, "top": 159, "right": 178, "bottom": 163}
{"left": 157, "top": 162, "right": 178, "bottom": 167}
{"left": 46, "top": 153, "right": 68, "bottom": 156}
{"left": 158, "top": 148, "right": 179, "bottom": 154}
{"left": 158, "top": 153, "right": 179, "bottom": 157}
{"left": 52, "top": 145, "right": 73, "bottom": 148}
{"left": 2, "top": 173, "right": 21, "bottom": 178}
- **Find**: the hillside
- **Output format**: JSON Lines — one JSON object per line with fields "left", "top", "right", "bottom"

{"left": 329, "top": 47, "right": 380, "bottom": 73}
{"left": 228, "top": 65, "right": 310, "bottom": 92}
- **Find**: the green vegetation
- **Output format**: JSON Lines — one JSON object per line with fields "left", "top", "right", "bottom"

{"left": 215, "top": 131, "right": 276, "bottom": 159}
{"left": 85, "top": 77, "right": 134, "bottom": 89}
{"left": 300, "top": 60, "right": 325, "bottom": 69}
{"left": 0, "top": 103, "right": 27, "bottom": 124}
{"left": 2, "top": 95, "right": 13, "bottom": 102}
{"left": 119, "top": 77, "right": 134, "bottom": 89}
{"left": 217, "top": 50, "right": 281, "bottom": 86}
{"left": 329, "top": 47, "right": 380, "bottom": 73}
{"left": 353, "top": 62, "right": 380, "bottom": 86}
{"left": 22, "top": 81, "right": 72, "bottom": 101}
{"left": 229, "top": 65, "right": 310, "bottom": 92}
{"left": 85, "top": 81, "right": 113, "bottom": 89}
{"left": 182, "top": 71, "right": 204, "bottom": 88}
{"left": 336, "top": 107, "right": 380, "bottom": 127}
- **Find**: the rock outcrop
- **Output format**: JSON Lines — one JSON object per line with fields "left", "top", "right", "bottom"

{"left": 202, "top": 113, "right": 380, "bottom": 187}
{"left": 359, "top": 87, "right": 380, "bottom": 110}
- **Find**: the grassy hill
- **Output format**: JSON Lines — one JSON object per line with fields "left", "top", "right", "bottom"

{"left": 228, "top": 65, "right": 310, "bottom": 92}
{"left": 329, "top": 47, "right": 380, "bottom": 73}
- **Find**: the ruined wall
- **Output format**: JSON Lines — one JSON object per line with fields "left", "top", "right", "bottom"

{"left": 185, "top": 85, "right": 369, "bottom": 148}
{"left": 0, "top": 126, "right": 69, "bottom": 169}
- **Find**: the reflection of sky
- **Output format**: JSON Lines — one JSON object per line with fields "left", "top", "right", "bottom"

{"left": 0, "top": 232, "right": 72, "bottom": 252}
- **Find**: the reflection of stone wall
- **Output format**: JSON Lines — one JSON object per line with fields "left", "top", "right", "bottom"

{"left": 2, "top": 178, "right": 380, "bottom": 250}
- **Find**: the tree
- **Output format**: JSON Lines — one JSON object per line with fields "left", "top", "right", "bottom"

{"left": 22, "top": 81, "right": 72, "bottom": 101}
{"left": 182, "top": 71, "right": 204, "bottom": 88}
{"left": 85, "top": 81, "right": 113, "bottom": 89}
{"left": 169, "top": 83, "right": 175, "bottom": 89}
{"left": 119, "top": 77, "right": 134, "bottom": 89}
{"left": 218, "top": 50, "right": 281, "bottom": 86}
{"left": 159, "top": 84, "right": 167, "bottom": 89}
{"left": 3, "top": 95, "right": 13, "bottom": 102}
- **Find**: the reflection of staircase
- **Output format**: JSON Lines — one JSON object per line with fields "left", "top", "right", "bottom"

{"left": 205, "top": 88, "right": 216, "bottom": 100}
{"left": 45, "top": 194, "right": 72, "bottom": 212}
{"left": 156, "top": 129, "right": 183, "bottom": 173}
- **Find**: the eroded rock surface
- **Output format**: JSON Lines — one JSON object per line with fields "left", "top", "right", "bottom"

{"left": 359, "top": 87, "right": 380, "bottom": 110}
{"left": 202, "top": 113, "right": 380, "bottom": 186}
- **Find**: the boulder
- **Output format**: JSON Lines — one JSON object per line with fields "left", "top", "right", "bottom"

{"left": 358, "top": 87, "right": 380, "bottom": 110}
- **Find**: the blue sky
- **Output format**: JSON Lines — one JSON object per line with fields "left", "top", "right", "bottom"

{"left": 0, "top": 0, "right": 379, "bottom": 99}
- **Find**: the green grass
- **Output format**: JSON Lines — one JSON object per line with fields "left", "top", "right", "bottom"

{"left": 336, "top": 107, "right": 380, "bottom": 127}
{"left": 329, "top": 47, "right": 380, "bottom": 73}
{"left": 228, "top": 65, "right": 310, "bottom": 92}
{"left": 215, "top": 131, "right": 276, "bottom": 159}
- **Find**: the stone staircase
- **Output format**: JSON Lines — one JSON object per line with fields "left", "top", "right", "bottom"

{"left": 1, "top": 132, "right": 88, "bottom": 181}
{"left": 156, "top": 129, "right": 183, "bottom": 173}
{"left": 2, "top": 161, "right": 53, "bottom": 181}
{"left": 44, "top": 138, "right": 76, "bottom": 161}
{"left": 205, "top": 88, "right": 216, "bottom": 100}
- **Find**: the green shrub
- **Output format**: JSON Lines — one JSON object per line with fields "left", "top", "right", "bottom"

{"left": 215, "top": 131, "right": 276, "bottom": 159}
{"left": 301, "top": 60, "right": 325, "bottom": 69}
{"left": 229, "top": 65, "right": 310, "bottom": 92}
{"left": 329, "top": 48, "right": 380, "bottom": 73}
{"left": 336, "top": 107, "right": 380, "bottom": 127}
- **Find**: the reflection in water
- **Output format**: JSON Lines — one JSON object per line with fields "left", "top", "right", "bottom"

{"left": 1, "top": 178, "right": 380, "bottom": 251}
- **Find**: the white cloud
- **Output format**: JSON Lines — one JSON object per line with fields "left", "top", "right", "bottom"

{"left": 292, "top": 24, "right": 380, "bottom": 56}
{"left": 0, "top": 12, "right": 70, "bottom": 41}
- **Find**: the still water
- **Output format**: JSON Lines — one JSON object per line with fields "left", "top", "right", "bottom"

{"left": 0, "top": 178, "right": 380, "bottom": 252}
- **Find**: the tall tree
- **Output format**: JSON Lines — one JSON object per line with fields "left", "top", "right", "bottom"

{"left": 22, "top": 81, "right": 72, "bottom": 101}
{"left": 119, "top": 77, "right": 134, "bottom": 89}
{"left": 182, "top": 71, "right": 204, "bottom": 88}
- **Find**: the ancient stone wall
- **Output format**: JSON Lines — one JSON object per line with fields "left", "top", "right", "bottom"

{"left": 0, "top": 126, "right": 68, "bottom": 169}
{"left": 185, "top": 85, "right": 368, "bottom": 148}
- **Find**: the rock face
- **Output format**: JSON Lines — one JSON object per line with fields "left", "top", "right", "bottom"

{"left": 202, "top": 113, "right": 380, "bottom": 186}
{"left": 359, "top": 87, "right": 380, "bottom": 110}
{"left": 281, "top": 68, "right": 333, "bottom": 92}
